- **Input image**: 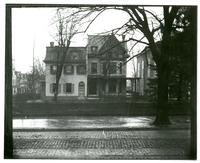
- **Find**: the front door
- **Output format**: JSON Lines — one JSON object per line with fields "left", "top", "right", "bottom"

{"left": 78, "top": 81, "right": 85, "bottom": 98}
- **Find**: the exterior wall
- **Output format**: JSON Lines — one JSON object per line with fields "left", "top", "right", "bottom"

{"left": 88, "top": 58, "right": 126, "bottom": 76}
{"left": 45, "top": 63, "right": 87, "bottom": 97}
{"left": 87, "top": 57, "right": 127, "bottom": 97}
{"left": 88, "top": 58, "right": 100, "bottom": 75}
{"left": 136, "top": 49, "right": 157, "bottom": 96}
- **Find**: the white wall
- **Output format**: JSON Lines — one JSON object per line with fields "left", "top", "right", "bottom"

{"left": 45, "top": 64, "right": 87, "bottom": 97}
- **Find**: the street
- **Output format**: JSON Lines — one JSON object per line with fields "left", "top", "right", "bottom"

{"left": 13, "top": 116, "right": 191, "bottom": 159}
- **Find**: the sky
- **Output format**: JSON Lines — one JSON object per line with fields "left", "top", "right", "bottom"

{"left": 12, "top": 7, "right": 162, "bottom": 76}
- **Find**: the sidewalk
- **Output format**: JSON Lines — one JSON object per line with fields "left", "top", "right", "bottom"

{"left": 13, "top": 116, "right": 191, "bottom": 131}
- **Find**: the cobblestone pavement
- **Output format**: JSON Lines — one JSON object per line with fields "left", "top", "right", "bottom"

{"left": 13, "top": 130, "right": 191, "bottom": 159}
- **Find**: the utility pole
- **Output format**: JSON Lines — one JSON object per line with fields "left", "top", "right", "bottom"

{"left": 5, "top": 5, "right": 13, "bottom": 158}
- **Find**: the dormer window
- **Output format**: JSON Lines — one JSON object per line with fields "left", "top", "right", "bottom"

{"left": 91, "top": 46, "right": 98, "bottom": 53}
{"left": 64, "top": 65, "right": 74, "bottom": 74}
{"left": 71, "top": 52, "right": 79, "bottom": 60}
{"left": 50, "top": 65, "right": 57, "bottom": 74}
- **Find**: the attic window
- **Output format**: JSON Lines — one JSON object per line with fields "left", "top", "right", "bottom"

{"left": 50, "top": 65, "right": 57, "bottom": 74}
{"left": 91, "top": 46, "right": 98, "bottom": 53}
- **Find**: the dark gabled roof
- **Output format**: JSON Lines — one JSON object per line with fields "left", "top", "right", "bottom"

{"left": 87, "top": 35, "right": 110, "bottom": 53}
{"left": 44, "top": 46, "right": 86, "bottom": 63}
{"left": 87, "top": 34, "right": 129, "bottom": 59}
{"left": 98, "top": 35, "right": 126, "bottom": 54}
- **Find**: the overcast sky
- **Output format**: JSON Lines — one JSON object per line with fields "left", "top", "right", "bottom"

{"left": 12, "top": 7, "right": 162, "bottom": 76}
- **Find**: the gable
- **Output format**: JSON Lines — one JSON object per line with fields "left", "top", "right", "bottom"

{"left": 87, "top": 35, "right": 110, "bottom": 54}
{"left": 98, "top": 35, "right": 127, "bottom": 60}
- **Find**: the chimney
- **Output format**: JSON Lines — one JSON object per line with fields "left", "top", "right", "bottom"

{"left": 122, "top": 35, "right": 126, "bottom": 41}
{"left": 50, "top": 42, "right": 54, "bottom": 47}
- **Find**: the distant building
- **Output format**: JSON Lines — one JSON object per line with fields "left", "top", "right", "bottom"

{"left": 136, "top": 46, "right": 157, "bottom": 96}
{"left": 12, "top": 70, "right": 30, "bottom": 95}
{"left": 43, "top": 34, "right": 129, "bottom": 100}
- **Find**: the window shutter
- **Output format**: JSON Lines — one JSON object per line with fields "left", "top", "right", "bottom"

{"left": 50, "top": 65, "right": 52, "bottom": 74}
{"left": 58, "top": 84, "right": 61, "bottom": 93}
{"left": 50, "top": 84, "right": 53, "bottom": 93}
{"left": 63, "top": 83, "right": 66, "bottom": 93}
{"left": 72, "top": 84, "right": 74, "bottom": 93}
{"left": 71, "top": 65, "right": 74, "bottom": 74}
{"left": 100, "top": 63, "right": 103, "bottom": 74}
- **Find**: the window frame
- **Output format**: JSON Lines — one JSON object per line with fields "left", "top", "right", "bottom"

{"left": 50, "top": 65, "right": 57, "bottom": 74}
{"left": 64, "top": 65, "right": 74, "bottom": 74}
{"left": 109, "top": 62, "right": 117, "bottom": 74}
{"left": 91, "top": 62, "right": 98, "bottom": 74}
{"left": 77, "top": 65, "right": 86, "bottom": 74}
{"left": 64, "top": 83, "right": 74, "bottom": 94}
{"left": 108, "top": 79, "right": 117, "bottom": 93}
{"left": 50, "top": 83, "right": 61, "bottom": 94}
{"left": 91, "top": 46, "right": 98, "bottom": 53}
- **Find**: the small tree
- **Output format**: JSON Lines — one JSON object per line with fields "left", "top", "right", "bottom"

{"left": 28, "top": 58, "right": 45, "bottom": 95}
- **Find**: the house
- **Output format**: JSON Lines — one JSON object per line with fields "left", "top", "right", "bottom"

{"left": 87, "top": 35, "right": 129, "bottom": 98}
{"left": 12, "top": 70, "right": 30, "bottom": 95}
{"left": 43, "top": 45, "right": 87, "bottom": 100}
{"left": 136, "top": 46, "right": 157, "bottom": 96}
{"left": 43, "top": 34, "right": 129, "bottom": 100}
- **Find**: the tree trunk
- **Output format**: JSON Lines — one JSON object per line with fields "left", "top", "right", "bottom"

{"left": 189, "top": 7, "right": 197, "bottom": 159}
{"left": 153, "top": 45, "right": 171, "bottom": 125}
{"left": 53, "top": 80, "right": 59, "bottom": 102}
{"left": 153, "top": 64, "right": 170, "bottom": 125}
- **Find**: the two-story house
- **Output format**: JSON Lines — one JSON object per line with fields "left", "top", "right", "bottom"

{"left": 43, "top": 44, "right": 87, "bottom": 100}
{"left": 43, "top": 34, "right": 129, "bottom": 100}
{"left": 87, "top": 35, "right": 129, "bottom": 98}
{"left": 12, "top": 70, "right": 30, "bottom": 95}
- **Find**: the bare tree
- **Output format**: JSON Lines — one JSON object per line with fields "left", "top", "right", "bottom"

{"left": 79, "top": 6, "right": 194, "bottom": 125}
{"left": 51, "top": 8, "right": 101, "bottom": 101}
{"left": 28, "top": 58, "right": 45, "bottom": 94}
{"left": 52, "top": 6, "right": 196, "bottom": 124}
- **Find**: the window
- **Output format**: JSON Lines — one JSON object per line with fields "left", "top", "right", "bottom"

{"left": 109, "top": 79, "right": 117, "bottom": 93}
{"left": 50, "top": 83, "right": 61, "bottom": 94}
{"left": 91, "top": 46, "right": 98, "bottom": 53}
{"left": 137, "top": 63, "right": 140, "bottom": 77}
{"left": 109, "top": 62, "right": 117, "bottom": 74}
{"left": 102, "top": 63, "right": 107, "bottom": 75}
{"left": 64, "top": 65, "right": 74, "bottom": 74}
{"left": 50, "top": 65, "right": 57, "bottom": 74}
{"left": 64, "top": 83, "right": 74, "bottom": 93}
{"left": 88, "top": 79, "right": 97, "bottom": 95}
{"left": 71, "top": 52, "right": 79, "bottom": 60}
{"left": 119, "top": 62, "right": 123, "bottom": 74}
{"left": 91, "top": 63, "right": 97, "bottom": 74}
{"left": 77, "top": 65, "right": 86, "bottom": 74}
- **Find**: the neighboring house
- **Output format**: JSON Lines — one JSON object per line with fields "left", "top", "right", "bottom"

{"left": 12, "top": 70, "right": 30, "bottom": 95}
{"left": 136, "top": 46, "right": 157, "bottom": 96}
{"left": 87, "top": 35, "right": 129, "bottom": 98}
{"left": 43, "top": 34, "right": 129, "bottom": 100}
